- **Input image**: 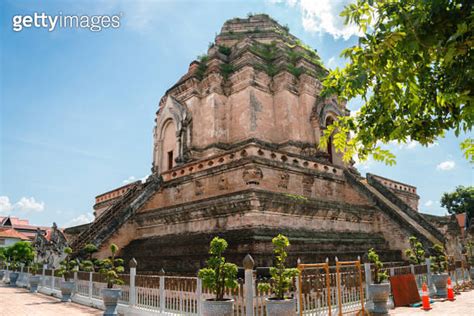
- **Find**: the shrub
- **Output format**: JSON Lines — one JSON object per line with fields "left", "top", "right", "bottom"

{"left": 195, "top": 55, "right": 209, "bottom": 80}
{"left": 5, "top": 241, "right": 35, "bottom": 271}
{"left": 220, "top": 63, "right": 235, "bottom": 80}
{"left": 198, "top": 237, "right": 238, "bottom": 301}
{"left": 258, "top": 234, "right": 299, "bottom": 300}
{"left": 218, "top": 45, "right": 232, "bottom": 56}
{"left": 404, "top": 236, "right": 426, "bottom": 264}
{"left": 98, "top": 244, "right": 125, "bottom": 289}
{"left": 82, "top": 243, "right": 98, "bottom": 272}
{"left": 57, "top": 247, "right": 79, "bottom": 281}
{"left": 368, "top": 248, "right": 388, "bottom": 284}
{"left": 430, "top": 244, "right": 448, "bottom": 274}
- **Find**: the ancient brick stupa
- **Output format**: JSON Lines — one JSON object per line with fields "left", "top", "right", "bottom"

{"left": 69, "top": 14, "right": 459, "bottom": 273}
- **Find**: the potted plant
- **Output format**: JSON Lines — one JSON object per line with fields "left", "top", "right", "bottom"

{"left": 429, "top": 244, "right": 449, "bottom": 297}
{"left": 98, "top": 244, "right": 125, "bottom": 316}
{"left": 404, "top": 236, "right": 426, "bottom": 265}
{"left": 57, "top": 247, "right": 79, "bottom": 302}
{"left": 29, "top": 261, "right": 42, "bottom": 293}
{"left": 81, "top": 243, "right": 98, "bottom": 272}
{"left": 198, "top": 237, "right": 238, "bottom": 316}
{"left": 257, "top": 234, "right": 299, "bottom": 316}
{"left": 367, "top": 248, "right": 390, "bottom": 314}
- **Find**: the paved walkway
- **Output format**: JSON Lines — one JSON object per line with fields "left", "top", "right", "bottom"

{"left": 2, "top": 281, "right": 473, "bottom": 315}
{"left": 389, "top": 289, "right": 474, "bottom": 315}
{"left": 0, "top": 283, "right": 102, "bottom": 316}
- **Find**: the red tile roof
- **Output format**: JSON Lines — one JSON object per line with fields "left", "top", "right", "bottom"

{"left": 0, "top": 228, "right": 29, "bottom": 240}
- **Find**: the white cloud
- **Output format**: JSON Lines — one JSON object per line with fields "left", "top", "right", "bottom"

{"left": 14, "top": 197, "right": 45, "bottom": 212}
{"left": 275, "top": 0, "right": 362, "bottom": 40}
{"left": 436, "top": 160, "right": 456, "bottom": 171}
{"left": 389, "top": 139, "right": 419, "bottom": 150}
{"left": 0, "top": 196, "right": 13, "bottom": 213}
{"left": 123, "top": 174, "right": 150, "bottom": 184}
{"left": 424, "top": 200, "right": 434, "bottom": 207}
{"left": 65, "top": 213, "right": 94, "bottom": 227}
{"left": 122, "top": 176, "right": 136, "bottom": 184}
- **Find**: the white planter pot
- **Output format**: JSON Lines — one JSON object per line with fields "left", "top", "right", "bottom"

{"left": 29, "top": 275, "right": 41, "bottom": 293}
{"left": 60, "top": 280, "right": 75, "bottom": 302}
{"left": 432, "top": 273, "right": 449, "bottom": 297}
{"left": 9, "top": 272, "right": 19, "bottom": 286}
{"left": 101, "top": 288, "right": 122, "bottom": 316}
{"left": 369, "top": 282, "right": 390, "bottom": 314}
{"left": 265, "top": 298, "right": 296, "bottom": 316}
{"left": 202, "top": 299, "right": 234, "bottom": 316}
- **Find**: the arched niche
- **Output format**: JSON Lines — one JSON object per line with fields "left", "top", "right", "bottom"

{"left": 161, "top": 119, "right": 177, "bottom": 171}
{"left": 152, "top": 96, "right": 191, "bottom": 173}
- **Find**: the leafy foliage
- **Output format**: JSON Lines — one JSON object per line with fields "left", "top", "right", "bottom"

{"left": 368, "top": 248, "right": 388, "bottom": 284}
{"left": 404, "top": 236, "right": 425, "bottom": 265}
{"left": 57, "top": 247, "right": 79, "bottom": 281}
{"left": 195, "top": 55, "right": 209, "bottom": 80}
{"left": 258, "top": 235, "right": 299, "bottom": 300}
{"left": 29, "top": 261, "right": 42, "bottom": 276}
{"left": 198, "top": 237, "right": 238, "bottom": 301}
{"left": 218, "top": 45, "right": 232, "bottom": 56}
{"left": 98, "top": 244, "right": 125, "bottom": 289}
{"left": 81, "top": 243, "right": 98, "bottom": 272}
{"left": 466, "top": 241, "right": 474, "bottom": 266}
{"left": 321, "top": 0, "right": 474, "bottom": 164}
{"left": 4, "top": 241, "right": 35, "bottom": 271}
{"left": 441, "top": 186, "right": 474, "bottom": 226}
{"left": 430, "top": 244, "right": 448, "bottom": 274}
{"left": 220, "top": 63, "right": 235, "bottom": 81}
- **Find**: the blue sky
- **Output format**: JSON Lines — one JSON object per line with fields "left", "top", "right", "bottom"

{"left": 0, "top": 0, "right": 472, "bottom": 227}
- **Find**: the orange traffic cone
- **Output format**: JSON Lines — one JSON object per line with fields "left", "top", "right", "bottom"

{"left": 421, "top": 282, "right": 431, "bottom": 310}
{"left": 447, "top": 277, "right": 455, "bottom": 301}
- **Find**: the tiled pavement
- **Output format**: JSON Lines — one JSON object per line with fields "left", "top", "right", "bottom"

{"left": 1, "top": 281, "right": 473, "bottom": 316}
{"left": 0, "top": 283, "right": 102, "bottom": 316}
{"left": 389, "top": 289, "right": 474, "bottom": 315}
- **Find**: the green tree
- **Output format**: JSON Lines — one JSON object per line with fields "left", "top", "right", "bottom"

{"left": 321, "top": 0, "right": 473, "bottom": 164}
{"left": 5, "top": 241, "right": 35, "bottom": 270}
{"left": 198, "top": 237, "right": 238, "bottom": 301}
{"left": 257, "top": 234, "right": 300, "bottom": 300}
{"left": 97, "top": 244, "right": 124, "bottom": 288}
{"left": 441, "top": 185, "right": 474, "bottom": 225}
{"left": 368, "top": 248, "right": 388, "bottom": 284}
{"left": 57, "top": 247, "right": 79, "bottom": 281}
{"left": 404, "top": 236, "right": 425, "bottom": 265}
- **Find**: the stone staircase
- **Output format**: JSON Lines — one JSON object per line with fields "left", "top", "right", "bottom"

{"left": 344, "top": 170, "right": 445, "bottom": 246}
{"left": 70, "top": 176, "right": 162, "bottom": 256}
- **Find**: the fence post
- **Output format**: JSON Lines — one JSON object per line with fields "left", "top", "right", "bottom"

{"left": 74, "top": 271, "right": 78, "bottom": 294}
{"left": 42, "top": 265, "right": 46, "bottom": 288}
{"left": 243, "top": 254, "right": 255, "bottom": 316}
{"left": 129, "top": 258, "right": 137, "bottom": 307}
{"left": 88, "top": 272, "right": 93, "bottom": 303}
{"left": 197, "top": 277, "right": 203, "bottom": 316}
{"left": 51, "top": 268, "right": 55, "bottom": 291}
{"left": 296, "top": 258, "right": 302, "bottom": 315}
{"left": 425, "top": 258, "right": 435, "bottom": 297}
{"left": 159, "top": 269, "right": 165, "bottom": 313}
{"left": 410, "top": 264, "right": 415, "bottom": 275}
{"left": 364, "top": 262, "right": 371, "bottom": 298}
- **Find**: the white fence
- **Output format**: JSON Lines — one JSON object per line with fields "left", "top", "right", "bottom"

{"left": 0, "top": 257, "right": 472, "bottom": 316}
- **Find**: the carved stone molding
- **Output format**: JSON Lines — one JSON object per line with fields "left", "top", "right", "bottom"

{"left": 278, "top": 172, "right": 290, "bottom": 189}
{"left": 242, "top": 166, "right": 263, "bottom": 185}
{"left": 194, "top": 180, "right": 204, "bottom": 196}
